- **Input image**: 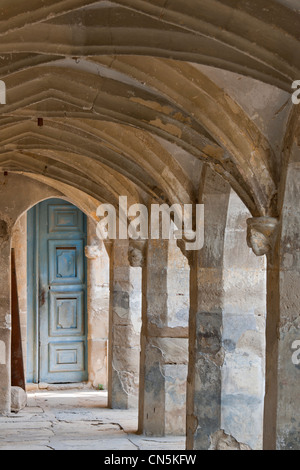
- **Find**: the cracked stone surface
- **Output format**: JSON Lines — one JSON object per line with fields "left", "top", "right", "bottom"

{"left": 0, "top": 389, "right": 185, "bottom": 450}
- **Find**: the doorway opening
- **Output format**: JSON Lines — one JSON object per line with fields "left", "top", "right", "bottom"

{"left": 27, "top": 199, "right": 88, "bottom": 385}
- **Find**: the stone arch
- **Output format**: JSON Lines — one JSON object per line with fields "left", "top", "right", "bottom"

{"left": 0, "top": 174, "right": 64, "bottom": 414}
{"left": 10, "top": 182, "right": 111, "bottom": 393}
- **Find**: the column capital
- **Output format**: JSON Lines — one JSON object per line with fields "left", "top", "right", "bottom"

{"left": 128, "top": 239, "right": 147, "bottom": 267}
{"left": 85, "top": 245, "right": 102, "bottom": 260}
{"left": 85, "top": 238, "right": 105, "bottom": 259}
{"left": 85, "top": 239, "right": 113, "bottom": 259}
{"left": 246, "top": 217, "right": 279, "bottom": 257}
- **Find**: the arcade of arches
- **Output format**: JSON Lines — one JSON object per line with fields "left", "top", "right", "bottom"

{"left": 0, "top": 0, "right": 299, "bottom": 451}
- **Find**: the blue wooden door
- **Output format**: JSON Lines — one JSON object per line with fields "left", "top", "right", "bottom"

{"left": 27, "top": 199, "right": 88, "bottom": 384}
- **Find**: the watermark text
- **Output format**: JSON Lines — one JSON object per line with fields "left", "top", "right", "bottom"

{"left": 292, "top": 340, "right": 300, "bottom": 365}
{"left": 0, "top": 80, "right": 6, "bottom": 105}
{"left": 96, "top": 197, "right": 204, "bottom": 251}
{"left": 292, "top": 80, "right": 300, "bottom": 105}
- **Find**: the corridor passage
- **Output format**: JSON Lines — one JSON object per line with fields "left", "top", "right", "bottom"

{"left": 0, "top": 388, "right": 185, "bottom": 451}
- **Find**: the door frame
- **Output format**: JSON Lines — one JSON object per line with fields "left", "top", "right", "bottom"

{"left": 27, "top": 199, "right": 88, "bottom": 384}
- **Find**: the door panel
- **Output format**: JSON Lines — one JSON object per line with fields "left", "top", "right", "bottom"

{"left": 49, "top": 292, "right": 84, "bottom": 337}
{"left": 28, "top": 199, "right": 88, "bottom": 384}
{"left": 48, "top": 204, "right": 84, "bottom": 233}
{"left": 48, "top": 240, "right": 84, "bottom": 286}
{"left": 48, "top": 342, "right": 85, "bottom": 374}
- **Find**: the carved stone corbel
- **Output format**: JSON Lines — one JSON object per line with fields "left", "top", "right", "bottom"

{"left": 128, "top": 239, "right": 147, "bottom": 267}
{"left": 85, "top": 245, "right": 102, "bottom": 260}
{"left": 84, "top": 238, "right": 104, "bottom": 260}
{"left": 246, "top": 217, "right": 279, "bottom": 257}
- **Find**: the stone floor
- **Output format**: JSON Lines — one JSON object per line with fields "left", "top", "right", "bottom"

{"left": 0, "top": 387, "right": 186, "bottom": 450}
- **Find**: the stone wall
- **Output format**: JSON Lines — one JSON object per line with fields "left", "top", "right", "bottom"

{"left": 222, "top": 190, "right": 266, "bottom": 450}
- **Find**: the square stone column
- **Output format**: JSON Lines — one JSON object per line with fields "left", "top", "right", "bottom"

{"left": 85, "top": 221, "right": 110, "bottom": 390}
{"left": 0, "top": 221, "right": 11, "bottom": 415}
{"left": 248, "top": 157, "right": 300, "bottom": 450}
{"left": 186, "top": 253, "right": 224, "bottom": 449}
{"left": 129, "top": 239, "right": 188, "bottom": 436}
{"left": 185, "top": 170, "right": 230, "bottom": 450}
{"left": 108, "top": 239, "right": 141, "bottom": 409}
{"left": 276, "top": 163, "right": 300, "bottom": 448}
{"left": 11, "top": 214, "right": 27, "bottom": 381}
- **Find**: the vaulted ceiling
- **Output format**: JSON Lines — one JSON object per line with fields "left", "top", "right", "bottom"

{"left": 0, "top": 0, "right": 299, "bottom": 218}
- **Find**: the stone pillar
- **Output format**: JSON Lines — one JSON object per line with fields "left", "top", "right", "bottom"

{"left": 186, "top": 170, "right": 230, "bottom": 450}
{"left": 247, "top": 157, "right": 300, "bottom": 449}
{"left": 221, "top": 191, "right": 266, "bottom": 450}
{"left": 85, "top": 221, "right": 109, "bottom": 390}
{"left": 11, "top": 214, "right": 28, "bottom": 382}
{"left": 108, "top": 239, "right": 141, "bottom": 409}
{"left": 0, "top": 219, "right": 11, "bottom": 415}
{"left": 130, "top": 238, "right": 189, "bottom": 436}
{"left": 166, "top": 236, "right": 190, "bottom": 436}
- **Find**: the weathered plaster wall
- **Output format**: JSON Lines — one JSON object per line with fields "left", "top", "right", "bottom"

{"left": 196, "top": 64, "right": 291, "bottom": 164}
{"left": 222, "top": 190, "right": 266, "bottom": 450}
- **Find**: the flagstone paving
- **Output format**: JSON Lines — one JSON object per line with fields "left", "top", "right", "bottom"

{"left": 0, "top": 388, "right": 186, "bottom": 451}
